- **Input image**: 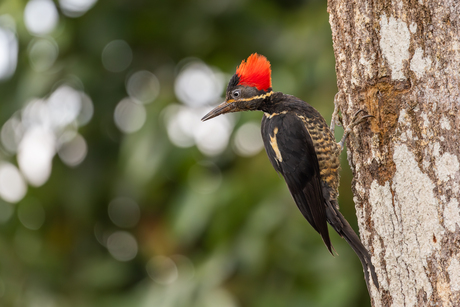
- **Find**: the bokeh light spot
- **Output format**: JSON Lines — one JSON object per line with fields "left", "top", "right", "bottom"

{"left": 18, "top": 127, "right": 55, "bottom": 187}
{"left": 233, "top": 122, "right": 264, "bottom": 157}
{"left": 126, "top": 70, "right": 160, "bottom": 104}
{"left": 108, "top": 197, "right": 140, "bottom": 228}
{"left": 174, "top": 61, "right": 224, "bottom": 107}
{"left": 114, "top": 98, "right": 146, "bottom": 133}
{"left": 24, "top": 0, "right": 59, "bottom": 36}
{"left": 58, "top": 133, "right": 88, "bottom": 167}
{"left": 171, "top": 254, "right": 195, "bottom": 281}
{"left": 101, "top": 40, "right": 132, "bottom": 73}
{"left": 4, "top": 85, "right": 93, "bottom": 187}
{"left": 17, "top": 200, "right": 45, "bottom": 230}
{"left": 48, "top": 85, "right": 82, "bottom": 128}
{"left": 195, "top": 112, "right": 233, "bottom": 156}
{"left": 164, "top": 104, "right": 196, "bottom": 148}
{"left": 0, "top": 162, "right": 27, "bottom": 203}
{"left": 28, "top": 37, "right": 59, "bottom": 72}
{"left": 77, "top": 92, "right": 94, "bottom": 126}
{"left": 146, "top": 256, "right": 178, "bottom": 285}
{"left": 107, "top": 231, "right": 138, "bottom": 261}
{"left": 59, "top": 0, "right": 98, "bottom": 17}
{"left": 1, "top": 115, "right": 24, "bottom": 154}
{"left": 166, "top": 58, "right": 236, "bottom": 156}
{"left": 0, "top": 18, "right": 18, "bottom": 80}
{"left": 164, "top": 104, "right": 235, "bottom": 156}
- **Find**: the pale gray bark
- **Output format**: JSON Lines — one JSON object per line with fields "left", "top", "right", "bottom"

{"left": 327, "top": 1, "right": 460, "bottom": 306}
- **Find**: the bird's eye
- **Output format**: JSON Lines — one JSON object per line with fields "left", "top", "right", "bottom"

{"left": 232, "top": 89, "right": 241, "bottom": 98}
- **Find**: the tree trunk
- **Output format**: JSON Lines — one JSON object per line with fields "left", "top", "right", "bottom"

{"left": 327, "top": 1, "right": 460, "bottom": 306}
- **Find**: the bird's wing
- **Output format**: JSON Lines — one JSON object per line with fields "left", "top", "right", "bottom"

{"left": 262, "top": 113, "right": 332, "bottom": 253}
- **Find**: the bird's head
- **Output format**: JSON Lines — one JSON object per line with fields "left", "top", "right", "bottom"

{"left": 201, "top": 53, "right": 272, "bottom": 121}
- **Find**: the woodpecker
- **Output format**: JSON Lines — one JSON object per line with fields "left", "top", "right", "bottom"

{"left": 201, "top": 53, "right": 379, "bottom": 290}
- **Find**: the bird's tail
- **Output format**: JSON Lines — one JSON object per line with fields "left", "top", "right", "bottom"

{"left": 325, "top": 200, "right": 379, "bottom": 291}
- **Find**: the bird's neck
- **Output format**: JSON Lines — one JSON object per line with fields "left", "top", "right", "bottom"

{"left": 258, "top": 91, "right": 312, "bottom": 115}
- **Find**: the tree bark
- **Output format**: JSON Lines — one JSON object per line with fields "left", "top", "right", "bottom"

{"left": 327, "top": 1, "right": 460, "bottom": 306}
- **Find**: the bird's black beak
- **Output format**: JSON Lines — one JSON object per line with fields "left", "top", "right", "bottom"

{"left": 201, "top": 100, "right": 237, "bottom": 121}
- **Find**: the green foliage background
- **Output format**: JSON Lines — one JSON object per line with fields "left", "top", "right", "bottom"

{"left": 0, "top": 0, "right": 371, "bottom": 306}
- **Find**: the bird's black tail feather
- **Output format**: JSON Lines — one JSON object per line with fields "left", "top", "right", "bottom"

{"left": 325, "top": 200, "right": 379, "bottom": 292}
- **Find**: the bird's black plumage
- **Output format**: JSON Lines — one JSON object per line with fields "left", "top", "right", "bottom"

{"left": 261, "top": 112, "right": 332, "bottom": 253}
{"left": 201, "top": 54, "right": 379, "bottom": 292}
{"left": 260, "top": 98, "right": 378, "bottom": 290}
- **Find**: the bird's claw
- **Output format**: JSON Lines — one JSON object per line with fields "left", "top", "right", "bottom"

{"left": 330, "top": 92, "right": 343, "bottom": 133}
{"left": 349, "top": 111, "right": 374, "bottom": 128}
{"left": 338, "top": 110, "right": 373, "bottom": 150}
{"left": 351, "top": 109, "right": 365, "bottom": 121}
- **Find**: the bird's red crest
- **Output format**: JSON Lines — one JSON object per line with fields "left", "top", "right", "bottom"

{"left": 235, "top": 53, "right": 272, "bottom": 91}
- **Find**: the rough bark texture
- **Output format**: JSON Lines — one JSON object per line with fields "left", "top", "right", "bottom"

{"left": 327, "top": 1, "right": 460, "bottom": 306}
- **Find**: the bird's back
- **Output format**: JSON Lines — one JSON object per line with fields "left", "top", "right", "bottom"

{"left": 263, "top": 93, "right": 341, "bottom": 202}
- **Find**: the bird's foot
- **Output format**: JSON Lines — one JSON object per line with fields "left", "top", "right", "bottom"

{"left": 330, "top": 92, "right": 342, "bottom": 134}
{"left": 337, "top": 110, "right": 374, "bottom": 151}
